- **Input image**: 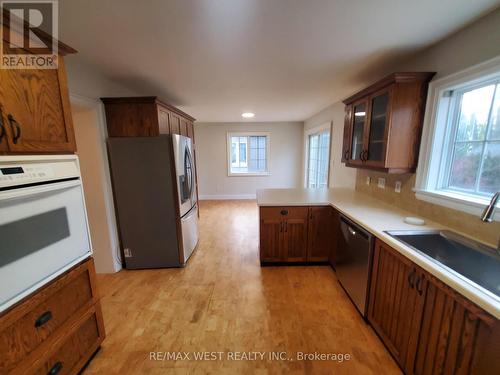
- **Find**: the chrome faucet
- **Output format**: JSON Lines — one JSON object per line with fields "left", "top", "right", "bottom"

{"left": 481, "top": 191, "right": 499, "bottom": 222}
{"left": 481, "top": 191, "right": 500, "bottom": 254}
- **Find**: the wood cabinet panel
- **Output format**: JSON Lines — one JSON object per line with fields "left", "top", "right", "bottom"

{"left": 180, "top": 118, "right": 189, "bottom": 136}
{"left": 0, "top": 59, "right": 76, "bottom": 153}
{"left": 158, "top": 108, "right": 170, "bottom": 134}
{"left": 282, "top": 215, "right": 308, "bottom": 262}
{"left": 412, "top": 272, "right": 498, "bottom": 375}
{"left": 169, "top": 112, "right": 181, "bottom": 135}
{"left": 32, "top": 305, "right": 104, "bottom": 375}
{"left": 187, "top": 121, "right": 195, "bottom": 140}
{"left": 101, "top": 97, "right": 196, "bottom": 138}
{"left": 368, "top": 239, "right": 424, "bottom": 372}
{"left": 260, "top": 208, "right": 283, "bottom": 262}
{"left": 369, "top": 240, "right": 499, "bottom": 374}
{"left": 341, "top": 105, "right": 352, "bottom": 162}
{"left": 0, "top": 259, "right": 98, "bottom": 374}
{"left": 307, "top": 206, "right": 334, "bottom": 261}
{"left": 0, "top": 113, "right": 8, "bottom": 151}
{"left": 259, "top": 206, "right": 309, "bottom": 263}
{"left": 0, "top": 259, "right": 104, "bottom": 375}
{"left": 342, "top": 72, "right": 435, "bottom": 173}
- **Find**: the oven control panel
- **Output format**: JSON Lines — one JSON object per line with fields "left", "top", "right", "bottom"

{"left": 0, "top": 156, "right": 80, "bottom": 189}
{"left": 0, "top": 165, "right": 55, "bottom": 182}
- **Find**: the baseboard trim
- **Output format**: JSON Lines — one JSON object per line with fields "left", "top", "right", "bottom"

{"left": 199, "top": 194, "right": 256, "bottom": 200}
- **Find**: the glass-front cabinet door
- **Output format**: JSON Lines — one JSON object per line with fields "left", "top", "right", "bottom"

{"left": 366, "top": 90, "right": 390, "bottom": 165}
{"left": 350, "top": 101, "right": 368, "bottom": 162}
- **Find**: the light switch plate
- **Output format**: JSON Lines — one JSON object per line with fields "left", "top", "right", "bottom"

{"left": 395, "top": 181, "right": 402, "bottom": 193}
{"left": 366, "top": 176, "right": 371, "bottom": 185}
{"left": 378, "top": 178, "right": 386, "bottom": 189}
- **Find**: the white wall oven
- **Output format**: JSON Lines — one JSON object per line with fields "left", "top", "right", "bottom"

{"left": 0, "top": 155, "right": 92, "bottom": 312}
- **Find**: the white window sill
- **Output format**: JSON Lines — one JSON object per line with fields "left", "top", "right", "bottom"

{"left": 227, "top": 172, "right": 270, "bottom": 177}
{"left": 414, "top": 189, "right": 499, "bottom": 222}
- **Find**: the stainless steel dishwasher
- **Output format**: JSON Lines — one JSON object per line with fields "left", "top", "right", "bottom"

{"left": 332, "top": 215, "right": 374, "bottom": 317}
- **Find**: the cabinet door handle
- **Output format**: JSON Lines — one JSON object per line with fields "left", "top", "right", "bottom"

{"left": 407, "top": 268, "right": 416, "bottom": 289}
{"left": 0, "top": 108, "right": 5, "bottom": 142}
{"left": 416, "top": 274, "right": 424, "bottom": 295}
{"left": 35, "top": 310, "right": 53, "bottom": 327}
{"left": 7, "top": 114, "right": 21, "bottom": 144}
{"left": 47, "top": 361, "right": 63, "bottom": 375}
{"left": 280, "top": 209, "right": 288, "bottom": 216}
{"left": 363, "top": 150, "right": 369, "bottom": 161}
{"left": 359, "top": 151, "right": 364, "bottom": 161}
{"left": 284, "top": 221, "right": 288, "bottom": 232}
{"left": 344, "top": 150, "right": 350, "bottom": 160}
{"left": 280, "top": 222, "right": 283, "bottom": 232}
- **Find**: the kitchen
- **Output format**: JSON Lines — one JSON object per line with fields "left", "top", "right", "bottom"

{"left": 1, "top": 1, "right": 500, "bottom": 374}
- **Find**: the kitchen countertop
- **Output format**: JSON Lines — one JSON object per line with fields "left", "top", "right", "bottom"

{"left": 256, "top": 188, "right": 500, "bottom": 319}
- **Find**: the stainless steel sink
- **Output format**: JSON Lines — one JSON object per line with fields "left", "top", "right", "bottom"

{"left": 385, "top": 230, "right": 500, "bottom": 299}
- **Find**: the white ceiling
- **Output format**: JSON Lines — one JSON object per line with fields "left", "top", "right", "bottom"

{"left": 59, "top": 0, "right": 500, "bottom": 122}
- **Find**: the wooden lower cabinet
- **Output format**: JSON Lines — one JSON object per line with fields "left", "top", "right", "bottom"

{"left": 0, "top": 258, "right": 105, "bottom": 375}
{"left": 369, "top": 239, "right": 499, "bottom": 374}
{"left": 281, "top": 207, "right": 309, "bottom": 262}
{"left": 307, "top": 206, "right": 336, "bottom": 262}
{"left": 259, "top": 207, "right": 283, "bottom": 262}
{"left": 259, "top": 206, "right": 336, "bottom": 263}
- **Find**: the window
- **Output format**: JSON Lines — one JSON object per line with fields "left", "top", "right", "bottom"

{"left": 447, "top": 83, "right": 499, "bottom": 194}
{"left": 227, "top": 132, "right": 270, "bottom": 175}
{"left": 415, "top": 57, "right": 500, "bottom": 219}
{"left": 307, "top": 130, "right": 330, "bottom": 188}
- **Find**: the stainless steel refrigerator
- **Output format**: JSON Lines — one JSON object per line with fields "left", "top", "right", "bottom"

{"left": 107, "top": 134, "right": 199, "bottom": 269}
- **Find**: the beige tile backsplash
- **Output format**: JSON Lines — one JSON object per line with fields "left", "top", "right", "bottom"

{"left": 355, "top": 170, "right": 500, "bottom": 246}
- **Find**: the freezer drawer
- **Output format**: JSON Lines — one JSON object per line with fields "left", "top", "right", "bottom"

{"left": 180, "top": 204, "right": 199, "bottom": 264}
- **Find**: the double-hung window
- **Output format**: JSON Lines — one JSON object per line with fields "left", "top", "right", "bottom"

{"left": 415, "top": 57, "right": 500, "bottom": 219}
{"left": 227, "top": 132, "right": 270, "bottom": 176}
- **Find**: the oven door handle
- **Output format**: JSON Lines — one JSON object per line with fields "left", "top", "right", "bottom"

{"left": 0, "top": 179, "right": 82, "bottom": 201}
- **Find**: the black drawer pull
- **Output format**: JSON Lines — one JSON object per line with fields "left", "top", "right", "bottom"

{"left": 416, "top": 275, "right": 424, "bottom": 296}
{"left": 35, "top": 311, "right": 53, "bottom": 328}
{"left": 0, "top": 107, "right": 5, "bottom": 142}
{"left": 7, "top": 114, "right": 21, "bottom": 144}
{"left": 47, "top": 361, "right": 63, "bottom": 375}
{"left": 280, "top": 209, "right": 288, "bottom": 216}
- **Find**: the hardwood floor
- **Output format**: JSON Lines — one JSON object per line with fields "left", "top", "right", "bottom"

{"left": 84, "top": 200, "right": 400, "bottom": 374}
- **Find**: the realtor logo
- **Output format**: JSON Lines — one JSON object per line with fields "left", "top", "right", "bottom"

{"left": 1, "top": 0, "right": 58, "bottom": 69}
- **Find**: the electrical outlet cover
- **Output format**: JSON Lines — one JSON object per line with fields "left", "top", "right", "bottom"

{"left": 378, "top": 178, "right": 386, "bottom": 189}
{"left": 395, "top": 181, "right": 402, "bottom": 193}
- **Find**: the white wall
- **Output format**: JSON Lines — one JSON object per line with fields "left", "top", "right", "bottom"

{"left": 72, "top": 101, "right": 121, "bottom": 273}
{"left": 65, "top": 57, "right": 139, "bottom": 273}
{"left": 303, "top": 8, "right": 500, "bottom": 191}
{"left": 399, "top": 7, "right": 500, "bottom": 78}
{"left": 304, "top": 102, "right": 357, "bottom": 189}
{"left": 195, "top": 122, "right": 303, "bottom": 199}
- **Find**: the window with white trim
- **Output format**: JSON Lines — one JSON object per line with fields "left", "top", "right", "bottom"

{"left": 415, "top": 57, "right": 500, "bottom": 219}
{"left": 227, "top": 132, "right": 270, "bottom": 175}
{"left": 306, "top": 130, "right": 330, "bottom": 188}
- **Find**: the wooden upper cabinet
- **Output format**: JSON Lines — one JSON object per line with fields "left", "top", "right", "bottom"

{"left": 169, "top": 111, "right": 181, "bottom": 135}
{"left": 342, "top": 72, "right": 435, "bottom": 173}
{"left": 369, "top": 239, "right": 500, "bottom": 374}
{"left": 0, "top": 28, "right": 77, "bottom": 154}
{"left": 101, "top": 97, "right": 196, "bottom": 139}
